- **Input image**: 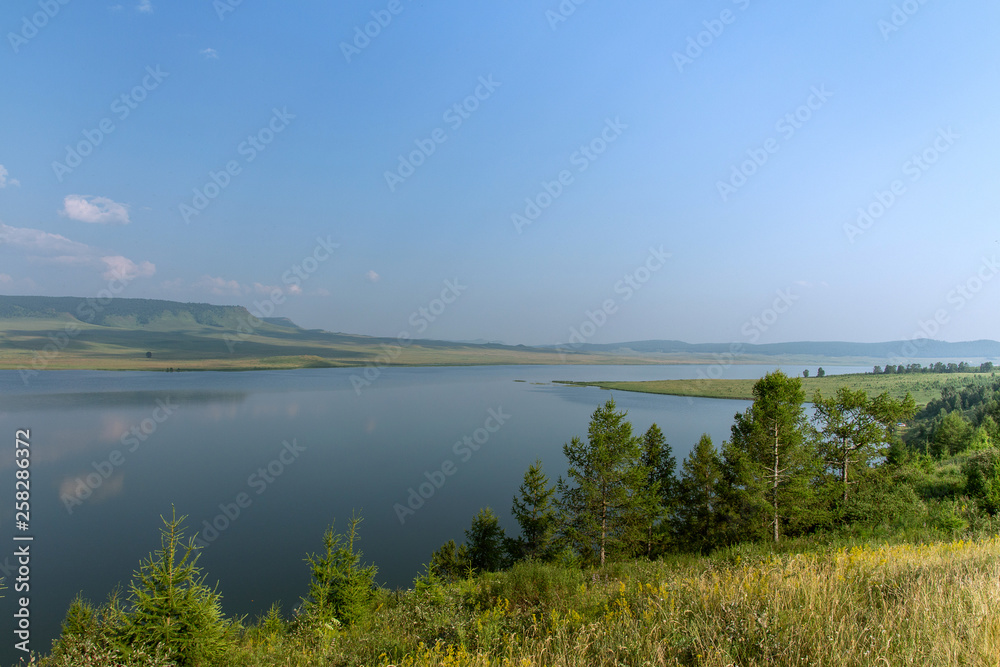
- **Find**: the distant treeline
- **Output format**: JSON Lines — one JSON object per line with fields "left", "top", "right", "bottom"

{"left": 871, "top": 361, "right": 995, "bottom": 374}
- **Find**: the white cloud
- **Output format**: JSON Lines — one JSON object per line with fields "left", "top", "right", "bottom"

{"left": 287, "top": 284, "right": 302, "bottom": 295}
{"left": 194, "top": 275, "right": 243, "bottom": 296}
{"left": 61, "top": 195, "right": 131, "bottom": 225}
{"left": 0, "top": 273, "right": 12, "bottom": 284}
{"left": 365, "top": 270, "right": 381, "bottom": 283}
{"left": 200, "top": 48, "right": 219, "bottom": 59}
{"left": 0, "top": 222, "right": 92, "bottom": 256}
{"left": 101, "top": 256, "right": 155, "bottom": 281}
{"left": 0, "top": 165, "right": 20, "bottom": 189}
{"left": 0, "top": 222, "right": 154, "bottom": 284}
{"left": 136, "top": 0, "right": 152, "bottom": 13}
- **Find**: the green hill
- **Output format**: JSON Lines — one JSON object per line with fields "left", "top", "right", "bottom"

{"left": 0, "top": 295, "right": 624, "bottom": 371}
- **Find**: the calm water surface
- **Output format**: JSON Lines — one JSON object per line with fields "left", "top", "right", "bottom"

{"left": 0, "top": 363, "right": 866, "bottom": 658}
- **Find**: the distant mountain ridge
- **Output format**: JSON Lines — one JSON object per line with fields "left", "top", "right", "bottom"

{"left": 1, "top": 295, "right": 997, "bottom": 364}
{"left": 0, "top": 295, "right": 254, "bottom": 329}
{"left": 545, "top": 339, "right": 1000, "bottom": 360}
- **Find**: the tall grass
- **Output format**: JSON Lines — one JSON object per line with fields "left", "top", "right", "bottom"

{"left": 38, "top": 537, "right": 999, "bottom": 666}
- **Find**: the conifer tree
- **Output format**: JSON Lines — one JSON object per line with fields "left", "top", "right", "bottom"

{"left": 557, "top": 398, "right": 649, "bottom": 565}
{"left": 812, "top": 388, "right": 915, "bottom": 505}
{"left": 124, "top": 508, "right": 236, "bottom": 666}
{"left": 511, "top": 459, "right": 557, "bottom": 561}
{"left": 302, "top": 513, "right": 378, "bottom": 627}
{"left": 465, "top": 507, "right": 510, "bottom": 572}
{"left": 673, "top": 434, "right": 723, "bottom": 553}
{"left": 640, "top": 423, "right": 677, "bottom": 556}
{"left": 722, "top": 371, "right": 818, "bottom": 543}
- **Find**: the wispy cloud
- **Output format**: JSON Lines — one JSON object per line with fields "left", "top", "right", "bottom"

{"left": 0, "top": 165, "right": 20, "bottom": 189}
{"left": 365, "top": 270, "right": 381, "bottom": 283}
{"left": 194, "top": 275, "right": 243, "bottom": 296}
{"left": 0, "top": 222, "right": 93, "bottom": 256}
{"left": 200, "top": 48, "right": 219, "bottom": 59}
{"left": 136, "top": 0, "right": 152, "bottom": 13}
{"left": 0, "top": 222, "right": 154, "bottom": 282}
{"left": 61, "top": 195, "right": 131, "bottom": 225}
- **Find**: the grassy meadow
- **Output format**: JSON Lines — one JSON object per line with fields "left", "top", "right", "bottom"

{"left": 564, "top": 373, "right": 984, "bottom": 406}
{"left": 40, "top": 533, "right": 1000, "bottom": 667}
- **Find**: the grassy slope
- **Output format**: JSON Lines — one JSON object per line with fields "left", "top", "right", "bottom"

{"left": 121, "top": 535, "right": 998, "bottom": 667}
{"left": 0, "top": 315, "right": 651, "bottom": 371}
{"left": 564, "top": 373, "right": 985, "bottom": 406}
{"left": 1, "top": 314, "right": 896, "bottom": 372}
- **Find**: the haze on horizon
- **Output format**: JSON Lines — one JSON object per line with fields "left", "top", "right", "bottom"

{"left": 0, "top": 1, "right": 997, "bottom": 348}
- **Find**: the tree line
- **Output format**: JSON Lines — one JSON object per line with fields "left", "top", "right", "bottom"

{"left": 872, "top": 361, "right": 995, "bottom": 374}
{"left": 426, "top": 369, "right": 1000, "bottom": 578}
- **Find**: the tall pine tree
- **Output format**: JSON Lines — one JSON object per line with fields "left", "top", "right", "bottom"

{"left": 640, "top": 423, "right": 677, "bottom": 556}
{"left": 511, "top": 459, "right": 557, "bottom": 561}
{"left": 557, "top": 399, "right": 649, "bottom": 565}
{"left": 722, "top": 371, "right": 818, "bottom": 543}
{"left": 673, "top": 434, "right": 723, "bottom": 553}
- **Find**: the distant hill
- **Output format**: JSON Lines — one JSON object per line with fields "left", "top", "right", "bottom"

{"left": 0, "top": 295, "right": 254, "bottom": 329}
{"left": 1, "top": 295, "right": 997, "bottom": 372}
{"left": 550, "top": 339, "right": 1000, "bottom": 361}
{"left": 0, "top": 295, "right": 609, "bottom": 371}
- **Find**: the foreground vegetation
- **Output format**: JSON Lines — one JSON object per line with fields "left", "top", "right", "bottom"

{"left": 25, "top": 371, "right": 1000, "bottom": 666}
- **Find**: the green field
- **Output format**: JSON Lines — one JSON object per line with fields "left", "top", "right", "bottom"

{"left": 0, "top": 315, "right": 672, "bottom": 372}
{"left": 562, "top": 372, "right": 986, "bottom": 406}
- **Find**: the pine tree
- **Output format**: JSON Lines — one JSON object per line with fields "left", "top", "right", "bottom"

{"left": 428, "top": 539, "right": 471, "bottom": 582}
{"left": 673, "top": 434, "right": 723, "bottom": 553}
{"left": 301, "top": 513, "right": 378, "bottom": 627}
{"left": 812, "top": 388, "right": 915, "bottom": 507}
{"left": 640, "top": 423, "right": 677, "bottom": 556}
{"left": 465, "top": 507, "right": 510, "bottom": 572}
{"left": 123, "top": 508, "right": 236, "bottom": 666}
{"left": 557, "top": 398, "right": 649, "bottom": 565}
{"left": 722, "top": 371, "right": 818, "bottom": 543}
{"left": 511, "top": 459, "right": 557, "bottom": 561}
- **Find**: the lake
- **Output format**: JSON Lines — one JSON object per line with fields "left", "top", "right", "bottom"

{"left": 0, "top": 363, "right": 867, "bottom": 659}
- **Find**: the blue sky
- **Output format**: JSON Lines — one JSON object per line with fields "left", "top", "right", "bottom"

{"left": 1, "top": 0, "right": 997, "bottom": 346}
